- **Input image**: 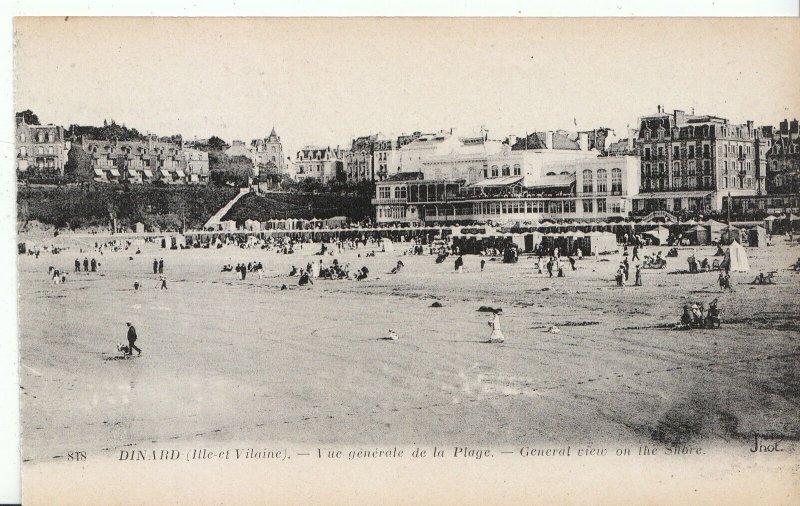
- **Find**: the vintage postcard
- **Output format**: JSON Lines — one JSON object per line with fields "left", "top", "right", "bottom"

{"left": 11, "top": 16, "right": 800, "bottom": 505}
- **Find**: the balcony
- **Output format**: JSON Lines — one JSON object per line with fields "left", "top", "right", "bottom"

{"left": 371, "top": 198, "right": 407, "bottom": 205}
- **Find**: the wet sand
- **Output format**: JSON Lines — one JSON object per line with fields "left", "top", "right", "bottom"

{"left": 18, "top": 238, "right": 800, "bottom": 462}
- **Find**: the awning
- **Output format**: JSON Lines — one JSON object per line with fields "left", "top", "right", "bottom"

{"left": 93, "top": 169, "right": 104, "bottom": 176}
{"left": 176, "top": 170, "right": 186, "bottom": 177}
{"left": 160, "top": 169, "right": 171, "bottom": 177}
{"left": 143, "top": 170, "right": 154, "bottom": 178}
{"left": 469, "top": 176, "right": 524, "bottom": 188}
{"left": 109, "top": 169, "right": 121, "bottom": 176}
{"left": 526, "top": 173, "right": 576, "bottom": 189}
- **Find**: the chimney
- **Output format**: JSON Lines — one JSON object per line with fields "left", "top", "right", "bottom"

{"left": 657, "top": 105, "right": 661, "bottom": 114}
{"left": 545, "top": 131, "right": 553, "bottom": 149}
{"left": 579, "top": 132, "right": 589, "bottom": 151}
{"left": 779, "top": 119, "right": 789, "bottom": 135}
{"left": 790, "top": 119, "right": 799, "bottom": 135}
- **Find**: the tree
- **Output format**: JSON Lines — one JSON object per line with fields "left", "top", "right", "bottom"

{"left": 64, "top": 144, "right": 93, "bottom": 181}
{"left": 16, "top": 110, "right": 40, "bottom": 125}
{"left": 208, "top": 136, "right": 227, "bottom": 150}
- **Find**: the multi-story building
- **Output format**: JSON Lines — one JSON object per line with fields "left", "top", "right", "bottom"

{"left": 632, "top": 107, "right": 760, "bottom": 213}
{"left": 251, "top": 127, "right": 286, "bottom": 175}
{"left": 373, "top": 134, "right": 402, "bottom": 181}
{"left": 83, "top": 137, "right": 184, "bottom": 184}
{"left": 766, "top": 119, "right": 799, "bottom": 195}
{"left": 347, "top": 134, "right": 378, "bottom": 182}
{"left": 16, "top": 115, "right": 67, "bottom": 175}
{"left": 180, "top": 148, "right": 210, "bottom": 184}
{"left": 294, "top": 146, "right": 344, "bottom": 183}
{"left": 373, "top": 155, "right": 640, "bottom": 224}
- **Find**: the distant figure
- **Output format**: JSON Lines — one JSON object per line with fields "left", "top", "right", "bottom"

{"left": 454, "top": 256, "right": 464, "bottom": 273}
{"left": 480, "top": 259, "right": 486, "bottom": 272}
{"left": 568, "top": 256, "right": 576, "bottom": 271}
{"left": 74, "top": 258, "right": 81, "bottom": 272}
{"left": 158, "top": 258, "right": 164, "bottom": 274}
{"left": 634, "top": 265, "right": 642, "bottom": 286}
{"left": 487, "top": 310, "right": 505, "bottom": 343}
{"left": 632, "top": 245, "right": 640, "bottom": 261}
{"left": 133, "top": 281, "right": 140, "bottom": 291}
{"left": 83, "top": 257, "right": 89, "bottom": 272}
{"left": 298, "top": 269, "right": 313, "bottom": 286}
{"left": 387, "top": 329, "right": 399, "bottom": 341}
{"left": 153, "top": 259, "right": 158, "bottom": 274}
{"left": 90, "top": 258, "right": 97, "bottom": 272}
{"left": 159, "top": 275, "right": 168, "bottom": 290}
{"left": 125, "top": 322, "right": 141, "bottom": 357}
{"left": 615, "top": 265, "right": 625, "bottom": 287}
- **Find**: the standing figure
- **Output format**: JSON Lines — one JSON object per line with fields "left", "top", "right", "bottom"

{"left": 83, "top": 257, "right": 89, "bottom": 272}
{"left": 153, "top": 259, "right": 158, "bottom": 274}
{"left": 158, "top": 258, "right": 164, "bottom": 274}
{"left": 90, "top": 258, "right": 97, "bottom": 272}
{"left": 634, "top": 265, "right": 642, "bottom": 286}
{"left": 487, "top": 310, "right": 505, "bottom": 343}
{"left": 74, "top": 258, "right": 81, "bottom": 272}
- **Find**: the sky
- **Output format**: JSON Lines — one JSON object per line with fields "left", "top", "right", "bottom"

{"left": 13, "top": 17, "right": 800, "bottom": 157}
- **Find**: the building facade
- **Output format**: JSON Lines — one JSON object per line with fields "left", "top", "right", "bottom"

{"left": 373, "top": 134, "right": 402, "bottom": 181}
{"left": 83, "top": 137, "right": 184, "bottom": 184}
{"left": 294, "top": 146, "right": 344, "bottom": 183}
{"left": 16, "top": 116, "right": 67, "bottom": 175}
{"left": 373, "top": 155, "right": 640, "bottom": 224}
{"left": 251, "top": 127, "right": 286, "bottom": 175}
{"left": 347, "top": 134, "right": 378, "bottom": 182}
{"left": 766, "top": 119, "right": 799, "bottom": 195}
{"left": 632, "top": 108, "right": 761, "bottom": 213}
{"left": 180, "top": 148, "right": 210, "bottom": 183}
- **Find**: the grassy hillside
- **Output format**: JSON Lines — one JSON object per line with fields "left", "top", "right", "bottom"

{"left": 222, "top": 191, "right": 373, "bottom": 226}
{"left": 17, "top": 184, "right": 239, "bottom": 231}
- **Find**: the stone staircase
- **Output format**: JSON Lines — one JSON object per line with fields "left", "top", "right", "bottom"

{"left": 203, "top": 187, "right": 250, "bottom": 228}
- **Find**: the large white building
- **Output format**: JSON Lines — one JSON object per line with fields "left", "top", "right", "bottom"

{"left": 373, "top": 149, "right": 640, "bottom": 224}
{"left": 294, "top": 146, "right": 345, "bottom": 183}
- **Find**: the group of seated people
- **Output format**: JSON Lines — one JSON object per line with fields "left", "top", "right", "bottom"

{"left": 678, "top": 299, "right": 722, "bottom": 329}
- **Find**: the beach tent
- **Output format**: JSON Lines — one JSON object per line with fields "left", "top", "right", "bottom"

{"left": 244, "top": 219, "right": 260, "bottom": 231}
{"left": 687, "top": 224, "right": 710, "bottom": 245}
{"left": 134, "top": 222, "right": 146, "bottom": 234}
{"left": 725, "top": 241, "right": 750, "bottom": 272}
{"left": 643, "top": 226, "right": 669, "bottom": 245}
{"left": 747, "top": 226, "right": 767, "bottom": 247}
{"left": 704, "top": 219, "right": 728, "bottom": 243}
{"left": 380, "top": 237, "right": 394, "bottom": 252}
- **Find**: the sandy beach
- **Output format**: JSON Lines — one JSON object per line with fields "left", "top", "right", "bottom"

{"left": 17, "top": 237, "right": 800, "bottom": 462}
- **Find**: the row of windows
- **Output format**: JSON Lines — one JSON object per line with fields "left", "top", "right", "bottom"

{"left": 19, "top": 146, "right": 58, "bottom": 156}
{"left": 642, "top": 126, "right": 752, "bottom": 142}
{"left": 581, "top": 168, "right": 622, "bottom": 193}
{"left": 377, "top": 207, "right": 407, "bottom": 219}
{"left": 19, "top": 132, "right": 58, "bottom": 143}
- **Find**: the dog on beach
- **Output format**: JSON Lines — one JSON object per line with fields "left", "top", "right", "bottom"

{"left": 116, "top": 343, "right": 131, "bottom": 355}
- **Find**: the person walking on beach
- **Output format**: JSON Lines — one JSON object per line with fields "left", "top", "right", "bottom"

{"left": 159, "top": 275, "right": 168, "bottom": 290}
{"left": 487, "top": 309, "right": 505, "bottom": 343}
{"left": 153, "top": 259, "right": 158, "bottom": 274}
{"left": 632, "top": 245, "right": 640, "bottom": 261}
{"left": 125, "top": 322, "right": 141, "bottom": 357}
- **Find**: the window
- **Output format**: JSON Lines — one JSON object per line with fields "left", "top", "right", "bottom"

{"left": 47, "top": 146, "right": 54, "bottom": 155}
{"left": 703, "top": 144, "right": 710, "bottom": 158}
{"left": 658, "top": 163, "right": 665, "bottom": 175}
{"left": 502, "top": 165, "right": 510, "bottom": 176}
{"left": 582, "top": 199, "right": 593, "bottom": 213}
{"left": 672, "top": 162, "right": 680, "bottom": 177}
{"left": 644, "top": 147, "right": 651, "bottom": 161}
{"left": 20, "top": 133, "right": 26, "bottom": 142}
{"left": 611, "top": 203, "right": 622, "bottom": 213}
{"left": 611, "top": 168, "right": 622, "bottom": 193}
{"left": 673, "top": 198, "right": 682, "bottom": 211}
{"left": 379, "top": 186, "right": 391, "bottom": 199}
{"left": 657, "top": 147, "right": 664, "bottom": 158}
{"left": 513, "top": 164, "right": 521, "bottom": 176}
{"left": 673, "top": 146, "right": 680, "bottom": 158}
{"left": 596, "top": 198, "right": 607, "bottom": 213}
{"left": 20, "top": 147, "right": 26, "bottom": 156}
{"left": 689, "top": 145, "right": 695, "bottom": 158}
{"left": 597, "top": 169, "right": 608, "bottom": 193}
{"left": 703, "top": 160, "right": 711, "bottom": 174}
{"left": 491, "top": 165, "right": 499, "bottom": 177}
{"left": 582, "top": 169, "right": 593, "bottom": 193}
{"left": 672, "top": 177, "right": 682, "bottom": 189}
{"left": 687, "top": 160, "right": 696, "bottom": 176}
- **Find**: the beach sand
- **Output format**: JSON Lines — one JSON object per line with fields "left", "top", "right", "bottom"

{"left": 17, "top": 237, "right": 800, "bottom": 462}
